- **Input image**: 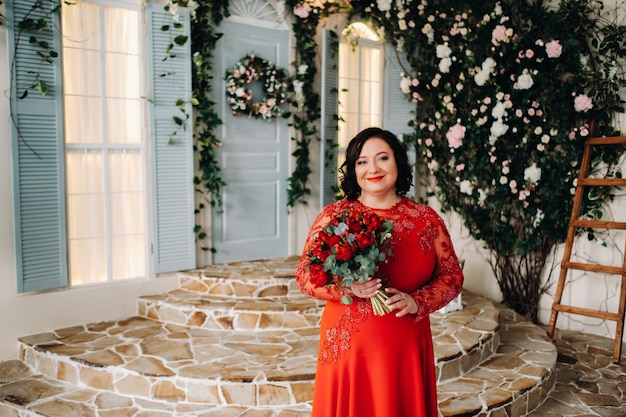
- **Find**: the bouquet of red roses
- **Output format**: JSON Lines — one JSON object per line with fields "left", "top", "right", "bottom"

{"left": 307, "top": 207, "right": 393, "bottom": 316}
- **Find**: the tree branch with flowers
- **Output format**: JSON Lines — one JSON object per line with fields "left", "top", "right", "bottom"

{"left": 351, "top": 0, "right": 626, "bottom": 322}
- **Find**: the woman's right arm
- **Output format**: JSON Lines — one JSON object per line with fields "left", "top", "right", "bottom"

{"left": 295, "top": 206, "right": 347, "bottom": 301}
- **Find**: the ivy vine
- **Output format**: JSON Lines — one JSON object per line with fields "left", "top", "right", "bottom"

{"left": 7, "top": 0, "right": 62, "bottom": 158}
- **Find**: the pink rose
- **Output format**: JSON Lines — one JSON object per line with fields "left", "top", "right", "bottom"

{"left": 293, "top": 2, "right": 312, "bottom": 18}
{"left": 446, "top": 123, "right": 466, "bottom": 149}
{"left": 545, "top": 40, "right": 562, "bottom": 58}
{"left": 492, "top": 25, "right": 507, "bottom": 46}
{"left": 574, "top": 94, "right": 593, "bottom": 112}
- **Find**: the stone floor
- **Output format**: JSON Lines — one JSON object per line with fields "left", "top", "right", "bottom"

{"left": 530, "top": 329, "right": 626, "bottom": 417}
{"left": 0, "top": 257, "right": 624, "bottom": 417}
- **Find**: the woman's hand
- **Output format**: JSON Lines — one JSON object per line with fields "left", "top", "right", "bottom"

{"left": 350, "top": 278, "right": 381, "bottom": 299}
{"left": 385, "top": 287, "right": 418, "bottom": 317}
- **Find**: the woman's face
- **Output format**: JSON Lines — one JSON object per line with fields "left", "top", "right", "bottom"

{"left": 355, "top": 137, "right": 398, "bottom": 198}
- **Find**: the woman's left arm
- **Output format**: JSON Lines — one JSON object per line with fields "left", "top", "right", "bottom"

{"left": 408, "top": 219, "right": 464, "bottom": 322}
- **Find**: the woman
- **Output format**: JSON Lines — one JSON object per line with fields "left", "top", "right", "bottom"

{"left": 295, "top": 127, "right": 464, "bottom": 416}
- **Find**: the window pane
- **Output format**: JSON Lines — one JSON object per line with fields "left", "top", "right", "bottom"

{"left": 64, "top": 96, "right": 103, "bottom": 144}
{"left": 63, "top": 2, "right": 146, "bottom": 286}
{"left": 62, "top": 48, "right": 102, "bottom": 97}
{"left": 105, "top": 53, "right": 141, "bottom": 99}
{"left": 109, "top": 151, "right": 143, "bottom": 192}
{"left": 66, "top": 150, "right": 104, "bottom": 194}
{"left": 337, "top": 23, "right": 383, "bottom": 180}
{"left": 69, "top": 238, "right": 107, "bottom": 285}
{"left": 62, "top": 2, "right": 100, "bottom": 50}
{"left": 112, "top": 234, "right": 145, "bottom": 280}
{"left": 106, "top": 98, "right": 142, "bottom": 144}
{"left": 104, "top": 7, "right": 139, "bottom": 55}
{"left": 66, "top": 194, "right": 106, "bottom": 240}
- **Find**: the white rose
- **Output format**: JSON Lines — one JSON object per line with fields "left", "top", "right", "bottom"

{"left": 377, "top": 0, "right": 392, "bottom": 11}
{"left": 533, "top": 209, "right": 545, "bottom": 228}
{"left": 516, "top": 72, "right": 534, "bottom": 90}
{"left": 400, "top": 76, "right": 411, "bottom": 94}
{"left": 478, "top": 188, "right": 488, "bottom": 205}
{"left": 491, "top": 101, "right": 507, "bottom": 119}
{"left": 436, "top": 43, "right": 452, "bottom": 58}
{"left": 439, "top": 57, "right": 452, "bottom": 73}
{"left": 482, "top": 57, "right": 497, "bottom": 71}
{"left": 524, "top": 163, "right": 542, "bottom": 184}
{"left": 474, "top": 70, "right": 490, "bottom": 86}
{"left": 460, "top": 180, "right": 473, "bottom": 195}
{"left": 490, "top": 119, "right": 509, "bottom": 138}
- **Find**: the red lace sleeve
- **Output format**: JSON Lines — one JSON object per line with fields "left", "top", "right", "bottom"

{"left": 409, "top": 212, "right": 464, "bottom": 322}
{"left": 295, "top": 202, "right": 350, "bottom": 301}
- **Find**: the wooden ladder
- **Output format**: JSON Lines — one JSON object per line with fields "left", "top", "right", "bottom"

{"left": 546, "top": 135, "right": 626, "bottom": 364}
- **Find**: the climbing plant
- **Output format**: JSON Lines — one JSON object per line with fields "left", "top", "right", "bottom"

{"left": 348, "top": 0, "right": 626, "bottom": 322}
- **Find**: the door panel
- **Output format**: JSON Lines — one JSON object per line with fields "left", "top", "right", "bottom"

{"left": 212, "top": 20, "right": 289, "bottom": 263}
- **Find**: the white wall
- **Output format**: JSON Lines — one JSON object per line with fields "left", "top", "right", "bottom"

{"left": 0, "top": 26, "right": 180, "bottom": 361}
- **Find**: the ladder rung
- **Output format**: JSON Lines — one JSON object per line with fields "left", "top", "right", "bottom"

{"left": 586, "top": 136, "right": 626, "bottom": 145}
{"left": 562, "top": 261, "right": 626, "bottom": 276}
{"left": 577, "top": 178, "right": 626, "bottom": 187}
{"left": 570, "top": 219, "right": 626, "bottom": 230}
{"left": 552, "top": 304, "right": 622, "bottom": 321}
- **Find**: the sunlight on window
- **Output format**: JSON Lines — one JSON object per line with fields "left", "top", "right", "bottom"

{"left": 62, "top": 1, "right": 146, "bottom": 285}
{"left": 337, "top": 22, "right": 383, "bottom": 170}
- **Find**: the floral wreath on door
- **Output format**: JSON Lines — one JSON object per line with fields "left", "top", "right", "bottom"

{"left": 225, "top": 54, "right": 289, "bottom": 121}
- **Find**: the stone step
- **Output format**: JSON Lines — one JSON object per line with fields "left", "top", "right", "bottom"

{"left": 437, "top": 305, "right": 557, "bottom": 417}
{"left": 3, "top": 300, "right": 556, "bottom": 417}
{"left": 138, "top": 289, "right": 324, "bottom": 331}
{"left": 143, "top": 260, "right": 501, "bottom": 383}
{"left": 177, "top": 256, "right": 304, "bottom": 298}
{"left": 2, "top": 255, "right": 557, "bottom": 417}
{"left": 0, "top": 360, "right": 311, "bottom": 417}
{"left": 17, "top": 317, "right": 318, "bottom": 408}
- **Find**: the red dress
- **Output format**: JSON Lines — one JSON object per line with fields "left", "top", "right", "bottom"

{"left": 296, "top": 197, "right": 464, "bottom": 417}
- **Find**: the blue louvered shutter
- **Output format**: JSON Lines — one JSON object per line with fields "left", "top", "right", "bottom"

{"left": 147, "top": 4, "right": 196, "bottom": 273}
{"left": 383, "top": 43, "right": 415, "bottom": 136}
{"left": 383, "top": 44, "right": 417, "bottom": 192}
{"left": 320, "top": 29, "right": 339, "bottom": 209}
{"left": 7, "top": 0, "right": 69, "bottom": 293}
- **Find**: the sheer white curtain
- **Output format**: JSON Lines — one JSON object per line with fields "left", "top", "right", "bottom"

{"left": 62, "top": 1, "right": 146, "bottom": 285}
{"left": 337, "top": 23, "right": 383, "bottom": 168}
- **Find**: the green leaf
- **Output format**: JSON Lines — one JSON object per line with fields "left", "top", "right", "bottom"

{"left": 174, "top": 35, "right": 188, "bottom": 46}
{"left": 341, "top": 295, "right": 354, "bottom": 305}
{"left": 36, "top": 80, "right": 48, "bottom": 96}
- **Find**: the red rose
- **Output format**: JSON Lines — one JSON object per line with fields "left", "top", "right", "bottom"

{"left": 309, "top": 263, "right": 330, "bottom": 288}
{"left": 335, "top": 241, "right": 356, "bottom": 261}
{"left": 311, "top": 244, "right": 331, "bottom": 262}
{"left": 347, "top": 211, "right": 363, "bottom": 233}
{"left": 354, "top": 232, "right": 374, "bottom": 249}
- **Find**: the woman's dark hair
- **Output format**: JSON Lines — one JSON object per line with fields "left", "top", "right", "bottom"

{"left": 339, "top": 127, "right": 413, "bottom": 200}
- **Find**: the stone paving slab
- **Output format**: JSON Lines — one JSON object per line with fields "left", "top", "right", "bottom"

{"left": 0, "top": 360, "right": 312, "bottom": 416}
{"left": 0, "top": 255, "right": 592, "bottom": 417}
